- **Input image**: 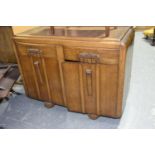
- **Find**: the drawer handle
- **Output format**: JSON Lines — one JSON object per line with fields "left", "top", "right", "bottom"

{"left": 86, "top": 69, "right": 92, "bottom": 96}
{"left": 27, "top": 48, "right": 42, "bottom": 57}
{"left": 34, "top": 61, "right": 43, "bottom": 84}
{"left": 79, "top": 53, "right": 99, "bottom": 63}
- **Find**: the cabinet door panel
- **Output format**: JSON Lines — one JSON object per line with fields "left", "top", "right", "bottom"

{"left": 16, "top": 43, "right": 63, "bottom": 103}
{"left": 99, "top": 64, "right": 118, "bottom": 117}
{"left": 19, "top": 55, "right": 38, "bottom": 99}
{"left": 62, "top": 62, "right": 82, "bottom": 112}
{"left": 62, "top": 62, "right": 97, "bottom": 114}
{"left": 44, "top": 58, "right": 64, "bottom": 105}
{"left": 32, "top": 56, "right": 49, "bottom": 101}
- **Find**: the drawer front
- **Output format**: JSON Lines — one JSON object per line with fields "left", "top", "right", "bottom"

{"left": 64, "top": 46, "right": 119, "bottom": 65}
{"left": 16, "top": 43, "right": 57, "bottom": 58}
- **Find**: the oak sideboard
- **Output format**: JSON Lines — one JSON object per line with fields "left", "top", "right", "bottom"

{"left": 13, "top": 26, "right": 134, "bottom": 119}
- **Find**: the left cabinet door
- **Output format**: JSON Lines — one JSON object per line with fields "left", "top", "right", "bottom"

{"left": 15, "top": 43, "right": 64, "bottom": 104}
{"left": 15, "top": 44, "right": 49, "bottom": 101}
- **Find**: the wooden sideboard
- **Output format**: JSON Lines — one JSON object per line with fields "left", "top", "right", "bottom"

{"left": 13, "top": 26, "right": 134, "bottom": 119}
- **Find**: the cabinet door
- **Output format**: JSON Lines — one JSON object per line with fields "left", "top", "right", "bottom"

{"left": 18, "top": 53, "right": 39, "bottom": 99}
{"left": 31, "top": 56, "right": 49, "bottom": 101}
{"left": 98, "top": 64, "right": 118, "bottom": 117}
{"left": 62, "top": 62, "right": 97, "bottom": 114}
{"left": 42, "top": 49, "right": 64, "bottom": 105}
{"left": 16, "top": 44, "right": 64, "bottom": 104}
{"left": 62, "top": 62, "right": 82, "bottom": 112}
{"left": 62, "top": 62, "right": 118, "bottom": 117}
{"left": 17, "top": 47, "right": 49, "bottom": 101}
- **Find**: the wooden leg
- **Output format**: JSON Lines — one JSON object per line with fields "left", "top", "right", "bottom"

{"left": 88, "top": 114, "right": 98, "bottom": 120}
{"left": 44, "top": 102, "right": 55, "bottom": 108}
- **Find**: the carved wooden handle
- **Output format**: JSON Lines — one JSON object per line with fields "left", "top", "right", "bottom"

{"left": 86, "top": 69, "right": 92, "bottom": 96}
{"left": 79, "top": 53, "right": 99, "bottom": 63}
{"left": 34, "top": 61, "right": 43, "bottom": 84}
{"left": 28, "top": 48, "right": 42, "bottom": 57}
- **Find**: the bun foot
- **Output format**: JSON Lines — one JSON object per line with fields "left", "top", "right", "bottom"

{"left": 44, "top": 102, "right": 54, "bottom": 108}
{"left": 88, "top": 114, "right": 98, "bottom": 120}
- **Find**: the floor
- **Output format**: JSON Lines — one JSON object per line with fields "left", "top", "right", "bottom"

{"left": 119, "top": 32, "right": 155, "bottom": 128}
{"left": 0, "top": 92, "right": 120, "bottom": 129}
{"left": 1, "top": 32, "right": 153, "bottom": 129}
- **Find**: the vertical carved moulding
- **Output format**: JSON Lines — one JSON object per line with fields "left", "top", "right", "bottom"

{"left": 56, "top": 45, "right": 67, "bottom": 106}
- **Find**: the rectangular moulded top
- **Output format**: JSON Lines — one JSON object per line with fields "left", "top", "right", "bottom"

{"left": 15, "top": 26, "right": 132, "bottom": 42}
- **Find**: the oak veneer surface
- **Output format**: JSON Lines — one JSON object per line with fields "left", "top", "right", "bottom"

{"left": 14, "top": 26, "right": 134, "bottom": 118}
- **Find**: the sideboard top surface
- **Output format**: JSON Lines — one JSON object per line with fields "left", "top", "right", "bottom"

{"left": 15, "top": 26, "right": 132, "bottom": 42}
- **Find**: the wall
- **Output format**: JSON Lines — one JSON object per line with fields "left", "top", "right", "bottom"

{"left": 0, "top": 26, "right": 16, "bottom": 63}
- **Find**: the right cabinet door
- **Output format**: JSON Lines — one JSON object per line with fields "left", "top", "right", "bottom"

{"left": 98, "top": 64, "right": 118, "bottom": 117}
{"left": 62, "top": 62, "right": 118, "bottom": 117}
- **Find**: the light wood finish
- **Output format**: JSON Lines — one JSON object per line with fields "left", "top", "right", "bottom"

{"left": 14, "top": 26, "right": 134, "bottom": 119}
{"left": 56, "top": 45, "right": 66, "bottom": 106}
{"left": 15, "top": 43, "right": 63, "bottom": 104}
{"left": 0, "top": 26, "right": 16, "bottom": 63}
{"left": 96, "top": 64, "right": 100, "bottom": 115}
{"left": 79, "top": 64, "right": 85, "bottom": 113}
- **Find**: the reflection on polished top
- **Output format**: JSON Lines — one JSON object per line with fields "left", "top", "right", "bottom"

{"left": 16, "top": 26, "right": 131, "bottom": 41}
